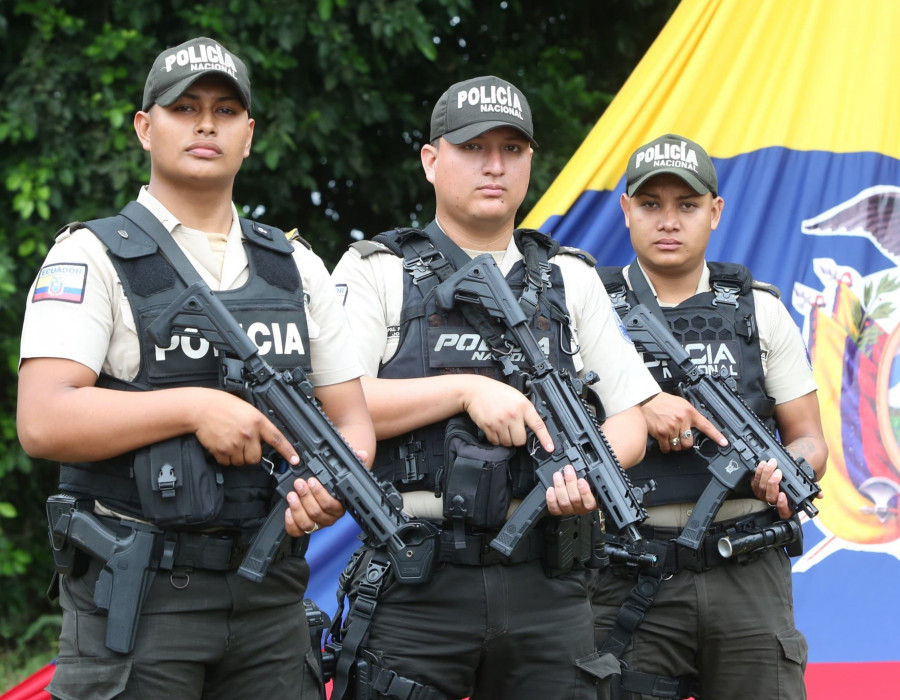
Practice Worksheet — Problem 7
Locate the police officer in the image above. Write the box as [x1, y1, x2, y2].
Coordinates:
[594, 134, 828, 699]
[17, 37, 374, 699]
[329, 76, 659, 699]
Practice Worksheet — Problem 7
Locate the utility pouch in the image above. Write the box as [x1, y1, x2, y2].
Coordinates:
[441, 415, 513, 535]
[133, 435, 225, 526]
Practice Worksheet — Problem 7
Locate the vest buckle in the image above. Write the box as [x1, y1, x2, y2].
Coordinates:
[402, 250, 445, 285]
[711, 282, 739, 307]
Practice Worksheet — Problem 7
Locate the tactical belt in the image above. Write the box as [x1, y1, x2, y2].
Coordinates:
[169, 529, 303, 571]
[436, 526, 543, 566]
[435, 513, 596, 573]
[599, 509, 796, 699]
[328, 514, 596, 699]
[603, 509, 782, 578]
[98, 515, 306, 571]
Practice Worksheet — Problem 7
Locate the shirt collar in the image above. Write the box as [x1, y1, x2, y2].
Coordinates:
[628, 260, 711, 296]
[136, 186, 242, 238]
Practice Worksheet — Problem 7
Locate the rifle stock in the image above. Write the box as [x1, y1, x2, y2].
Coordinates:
[620, 304, 821, 550]
[434, 254, 648, 555]
[148, 282, 437, 585]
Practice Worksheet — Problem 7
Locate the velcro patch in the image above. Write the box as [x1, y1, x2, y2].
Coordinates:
[32, 263, 87, 304]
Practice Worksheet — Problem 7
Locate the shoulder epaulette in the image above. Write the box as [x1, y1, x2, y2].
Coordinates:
[56, 221, 82, 237]
[285, 228, 312, 250]
[351, 239, 397, 257]
[752, 280, 781, 299]
[557, 245, 597, 267]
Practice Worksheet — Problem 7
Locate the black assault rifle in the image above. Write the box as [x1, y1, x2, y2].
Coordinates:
[148, 281, 437, 585]
[620, 304, 821, 550]
[433, 254, 648, 556]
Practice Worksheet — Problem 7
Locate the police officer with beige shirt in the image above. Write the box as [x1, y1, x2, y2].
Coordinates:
[17, 37, 373, 700]
[330, 76, 659, 699]
[595, 134, 828, 700]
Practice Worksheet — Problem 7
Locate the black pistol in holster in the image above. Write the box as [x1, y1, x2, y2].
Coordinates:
[46, 493, 161, 654]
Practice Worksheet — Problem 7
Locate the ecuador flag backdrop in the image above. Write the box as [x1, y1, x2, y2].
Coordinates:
[521, 0, 900, 697]
[5, 2, 898, 699]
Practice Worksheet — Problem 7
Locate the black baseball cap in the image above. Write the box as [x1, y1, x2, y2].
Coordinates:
[626, 134, 717, 196]
[430, 75, 538, 147]
[142, 37, 251, 112]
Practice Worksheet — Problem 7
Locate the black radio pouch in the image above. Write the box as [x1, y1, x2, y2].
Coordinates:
[441, 415, 514, 548]
[133, 435, 225, 527]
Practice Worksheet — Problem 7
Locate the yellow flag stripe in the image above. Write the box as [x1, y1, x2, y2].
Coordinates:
[523, 0, 900, 229]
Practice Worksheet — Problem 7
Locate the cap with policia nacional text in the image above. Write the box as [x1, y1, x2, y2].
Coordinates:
[430, 75, 538, 147]
[142, 37, 251, 112]
[626, 134, 718, 197]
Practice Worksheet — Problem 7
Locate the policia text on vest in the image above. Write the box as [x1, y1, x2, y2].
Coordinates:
[620, 303, 821, 550]
[434, 253, 649, 551]
[47, 280, 439, 656]
[148, 280, 438, 585]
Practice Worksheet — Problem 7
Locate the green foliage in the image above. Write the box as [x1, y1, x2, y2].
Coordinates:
[0, 0, 677, 675]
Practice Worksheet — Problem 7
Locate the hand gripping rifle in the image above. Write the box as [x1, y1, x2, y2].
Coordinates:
[148, 281, 437, 585]
[433, 254, 648, 556]
[620, 303, 821, 550]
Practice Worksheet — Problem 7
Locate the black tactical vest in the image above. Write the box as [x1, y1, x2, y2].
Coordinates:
[598, 260, 778, 506]
[361, 223, 587, 499]
[58, 201, 311, 531]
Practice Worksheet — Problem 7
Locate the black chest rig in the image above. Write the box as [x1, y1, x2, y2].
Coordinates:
[58, 201, 311, 532]
[598, 260, 777, 506]
[362, 223, 582, 499]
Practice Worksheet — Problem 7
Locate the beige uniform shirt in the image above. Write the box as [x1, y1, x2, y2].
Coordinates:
[332, 230, 660, 518]
[21, 188, 362, 388]
[624, 263, 818, 526]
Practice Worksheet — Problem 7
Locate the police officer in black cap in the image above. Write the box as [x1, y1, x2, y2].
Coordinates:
[330, 76, 659, 699]
[18, 36, 374, 699]
[594, 133, 828, 700]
